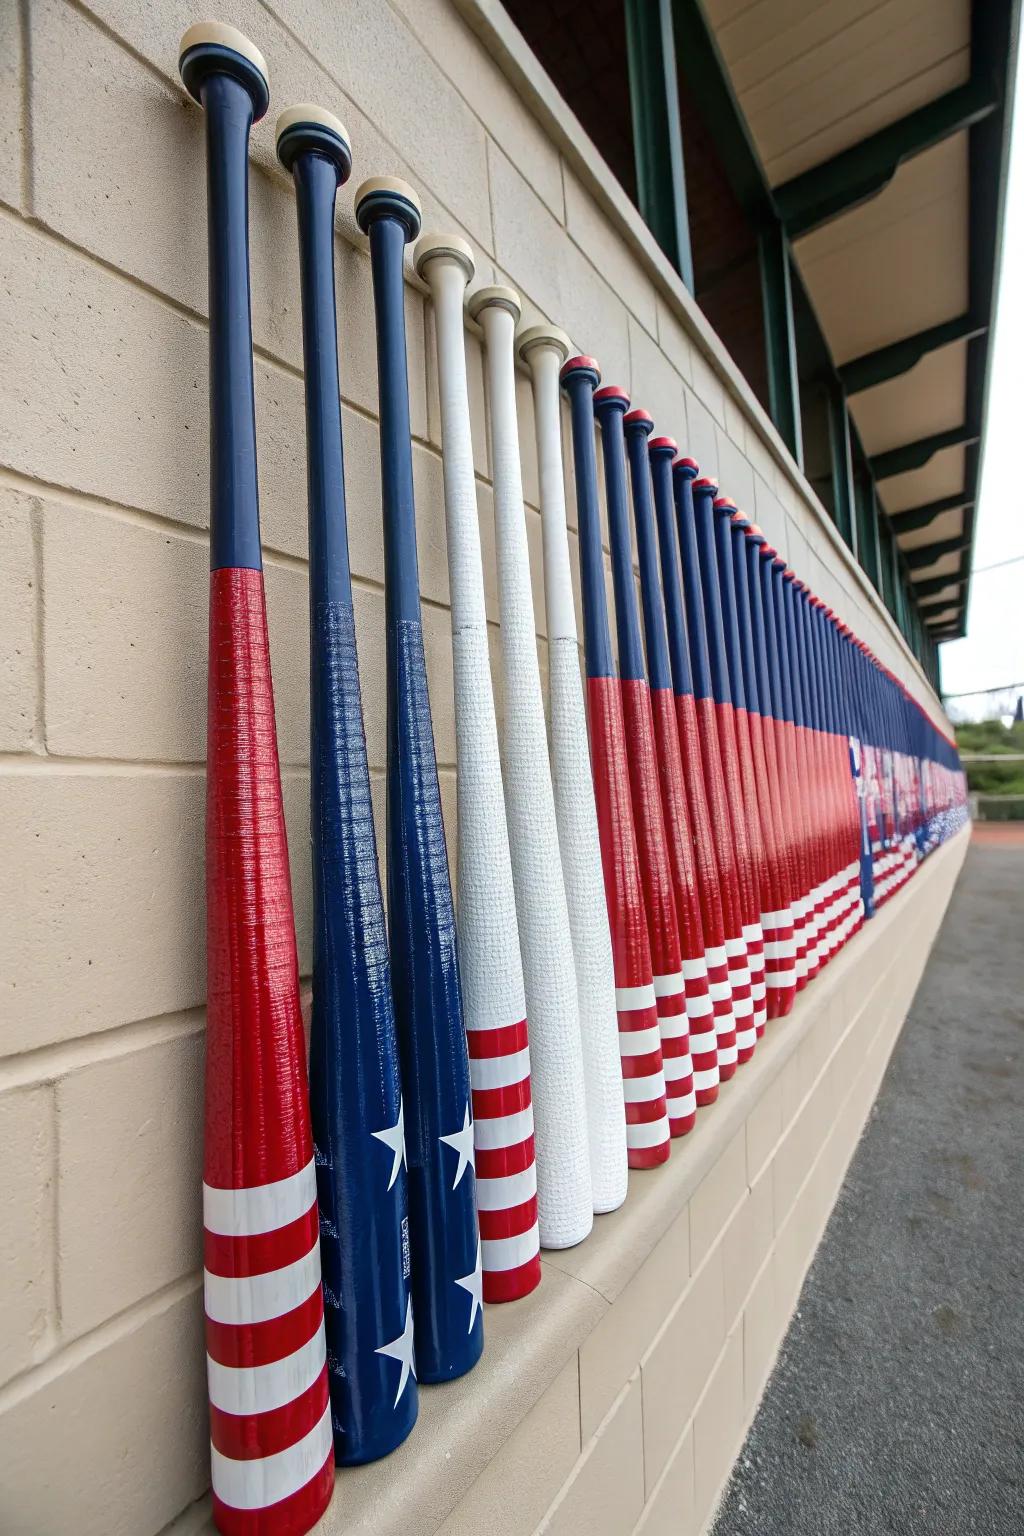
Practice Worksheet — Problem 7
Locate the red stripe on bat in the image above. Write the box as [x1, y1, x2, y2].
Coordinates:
[472, 1078, 532, 1121]
[475, 1136, 536, 1180]
[211, 1455, 334, 1536]
[477, 1196, 539, 1241]
[206, 1290, 324, 1370]
[209, 1364, 329, 1462]
[204, 1205, 319, 1279]
[465, 1018, 529, 1058]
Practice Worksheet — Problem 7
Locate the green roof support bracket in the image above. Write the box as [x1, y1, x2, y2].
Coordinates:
[838, 314, 988, 395]
[871, 424, 979, 481]
[625, 0, 694, 292]
[905, 536, 972, 571]
[775, 78, 999, 238]
[889, 492, 974, 535]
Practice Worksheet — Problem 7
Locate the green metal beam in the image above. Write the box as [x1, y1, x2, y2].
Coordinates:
[905, 536, 971, 571]
[625, 0, 694, 291]
[838, 315, 987, 395]
[827, 386, 856, 553]
[889, 492, 974, 535]
[870, 424, 979, 481]
[915, 572, 968, 601]
[854, 473, 881, 591]
[775, 78, 999, 237]
[758, 223, 802, 465]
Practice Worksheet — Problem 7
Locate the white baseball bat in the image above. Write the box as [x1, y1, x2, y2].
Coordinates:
[519, 324, 627, 1215]
[468, 286, 593, 1250]
[415, 235, 541, 1302]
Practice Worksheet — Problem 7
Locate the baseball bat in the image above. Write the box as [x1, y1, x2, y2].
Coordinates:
[595, 389, 695, 1138]
[672, 460, 749, 1074]
[179, 26, 334, 1535]
[725, 509, 797, 1016]
[712, 496, 792, 1020]
[561, 355, 670, 1169]
[647, 438, 725, 1105]
[688, 475, 765, 1049]
[468, 287, 593, 1249]
[276, 106, 417, 1463]
[519, 324, 628, 1214]
[624, 409, 715, 1121]
[415, 237, 542, 1299]
[776, 562, 826, 979]
[355, 175, 483, 1381]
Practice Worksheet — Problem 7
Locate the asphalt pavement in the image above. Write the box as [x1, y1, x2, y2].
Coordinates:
[712, 838, 1024, 1535]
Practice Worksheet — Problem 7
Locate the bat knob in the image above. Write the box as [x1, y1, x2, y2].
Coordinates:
[517, 322, 572, 365]
[559, 354, 601, 389]
[275, 104, 352, 183]
[648, 434, 677, 458]
[178, 22, 270, 120]
[623, 407, 654, 435]
[355, 175, 422, 239]
[467, 284, 522, 324]
[593, 384, 629, 421]
[414, 231, 476, 283]
[672, 456, 699, 480]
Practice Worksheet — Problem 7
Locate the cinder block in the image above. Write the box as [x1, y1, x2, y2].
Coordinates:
[723, 393, 747, 451]
[752, 473, 788, 552]
[579, 1202, 690, 1439]
[487, 142, 631, 388]
[437, 1356, 581, 1536]
[0, 768, 311, 1055]
[745, 1073, 783, 1184]
[389, 0, 564, 221]
[0, 1286, 208, 1536]
[635, 1424, 695, 1536]
[689, 349, 726, 428]
[565, 170, 658, 337]
[714, 427, 755, 511]
[41, 504, 308, 766]
[641, 1244, 725, 1488]
[721, 1167, 774, 1327]
[0, 1, 22, 212]
[682, 385, 718, 476]
[656, 299, 695, 386]
[0, 1085, 55, 1385]
[516, 368, 541, 511]
[689, 1127, 746, 1271]
[56, 1029, 205, 1340]
[692, 1327, 745, 1528]
[742, 1255, 780, 1410]
[277, 0, 493, 249]
[540, 1374, 645, 1536]
[0, 217, 306, 558]
[0, 487, 37, 751]
[627, 316, 688, 440]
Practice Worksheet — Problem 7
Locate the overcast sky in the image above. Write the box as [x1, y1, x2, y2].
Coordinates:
[938, 62, 1024, 709]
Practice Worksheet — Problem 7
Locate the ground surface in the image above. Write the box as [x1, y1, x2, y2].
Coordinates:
[712, 835, 1024, 1535]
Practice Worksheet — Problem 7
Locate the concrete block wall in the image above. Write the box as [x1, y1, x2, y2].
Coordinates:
[0, 3, 957, 1533]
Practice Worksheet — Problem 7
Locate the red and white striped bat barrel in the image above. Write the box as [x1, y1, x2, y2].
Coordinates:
[277, 107, 418, 1463]
[688, 476, 765, 1050]
[776, 564, 826, 980]
[355, 176, 483, 1382]
[713, 498, 794, 1020]
[469, 287, 593, 1250]
[561, 356, 671, 1168]
[519, 324, 628, 1215]
[813, 597, 864, 943]
[415, 236, 541, 1301]
[727, 510, 797, 1017]
[754, 536, 814, 988]
[788, 578, 839, 965]
[672, 460, 750, 1076]
[179, 26, 333, 1534]
[648, 439, 725, 1104]
[596, 391, 695, 1139]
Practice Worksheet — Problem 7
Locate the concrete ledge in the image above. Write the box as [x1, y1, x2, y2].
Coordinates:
[166, 826, 969, 1536]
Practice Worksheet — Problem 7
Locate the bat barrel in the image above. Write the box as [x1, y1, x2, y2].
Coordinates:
[562, 358, 670, 1169]
[181, 26, 335, 1535]
[277, 110, 417, 1463]
[470, 287, 594, 1249]
[356, 175, 483, 1382]
[416, 236, 543, 1299]
[520, 326, 627, 1215]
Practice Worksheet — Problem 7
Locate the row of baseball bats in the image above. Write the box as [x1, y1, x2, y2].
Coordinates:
[180, 24, 967, 1535]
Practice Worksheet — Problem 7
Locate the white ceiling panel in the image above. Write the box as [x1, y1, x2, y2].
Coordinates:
[875, 444, 966, 513]
[850, 341, 967, 456]
[895, 506, 965, 551]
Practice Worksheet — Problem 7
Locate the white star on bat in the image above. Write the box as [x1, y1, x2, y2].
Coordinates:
[371, 1098, 406, 1192]
[455, 1240, 483, 1333]
[375, 1295, 416, 1408]
[439, 1103, 475, 1189]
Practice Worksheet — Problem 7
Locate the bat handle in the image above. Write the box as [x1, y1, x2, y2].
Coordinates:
[178, 23, 270, 572]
